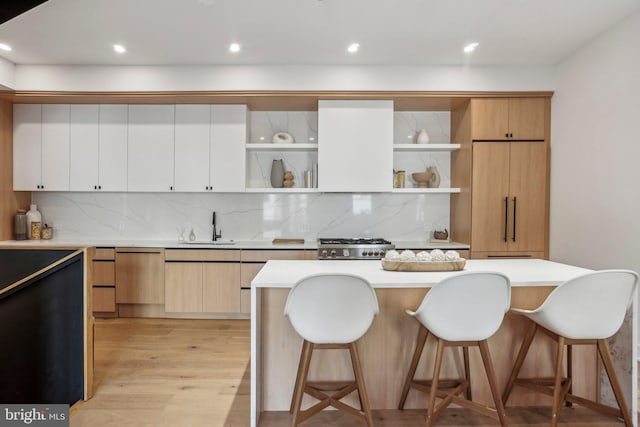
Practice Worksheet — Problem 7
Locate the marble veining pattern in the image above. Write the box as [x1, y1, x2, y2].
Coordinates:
[249, 111, 318, 144]
[32, 192, 450, 243]
[394, 111, 450, 144]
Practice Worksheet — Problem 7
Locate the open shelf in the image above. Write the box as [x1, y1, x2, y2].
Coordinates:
[245, 187, 319, 193]
[393, 143, 460, 152]
[391, 188, 460, 193]
[246, 143, 318, 151]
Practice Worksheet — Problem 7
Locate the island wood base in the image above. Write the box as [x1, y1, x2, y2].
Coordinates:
[259, 287, 597, 413]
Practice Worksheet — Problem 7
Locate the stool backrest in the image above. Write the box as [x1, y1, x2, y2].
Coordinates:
[284, 274, 379, 344]
[411, 271, 511, 342]
[531, 269, 638, 339]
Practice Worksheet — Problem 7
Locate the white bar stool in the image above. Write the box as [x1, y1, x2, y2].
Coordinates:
[502, 269, 638, 427]
[284, 273, 379, 427]
[398, 271, 511, 426]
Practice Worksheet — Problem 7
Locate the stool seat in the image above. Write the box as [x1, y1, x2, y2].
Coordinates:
[398, 271, 511, 427]
[502, 269, 638, 427]
[285, 273, 379, 427]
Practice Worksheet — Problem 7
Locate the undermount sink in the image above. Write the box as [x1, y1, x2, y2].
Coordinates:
[181, 240, 236, 246]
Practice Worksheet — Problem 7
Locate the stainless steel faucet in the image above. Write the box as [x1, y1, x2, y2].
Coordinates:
[212, 211, 222, 241]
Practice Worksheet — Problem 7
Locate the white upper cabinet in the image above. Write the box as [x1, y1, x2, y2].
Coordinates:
[127, 105, 175, 192]
[13, 104, 43, 191]
[41, 105, 71, 191]
[174, 104, 211, 192]
[14, 104, 70, 191]
[98, 105, 128, 191]
[211, 105, 246, 192]
[69, 105, 99, 191]
[318, 100, 394, 192]
[69, 104, 128, 191]
[174, 104, 247, 192]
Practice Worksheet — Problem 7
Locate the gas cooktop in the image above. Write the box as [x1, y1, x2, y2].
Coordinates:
[317, 238, 395, 260]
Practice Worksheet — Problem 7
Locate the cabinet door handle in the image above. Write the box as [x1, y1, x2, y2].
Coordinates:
[503, 196, 508, 242]
[505, 133, 509, 138]
[512, 196, 517, 242]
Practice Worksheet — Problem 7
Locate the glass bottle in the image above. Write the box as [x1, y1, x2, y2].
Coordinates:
[14, 209, 27, 240]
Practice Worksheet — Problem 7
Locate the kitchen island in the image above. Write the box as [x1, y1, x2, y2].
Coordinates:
[250, 259, 636, 426]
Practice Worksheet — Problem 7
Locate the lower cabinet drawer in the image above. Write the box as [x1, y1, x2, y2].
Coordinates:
[93, 287, 116, 312]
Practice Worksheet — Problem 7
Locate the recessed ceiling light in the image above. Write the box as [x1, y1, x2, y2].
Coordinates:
[0, 43, 12, 52]
[229, 43, 241, 53]
[113, 44, 126, 54]
[463, 42, 479, 53]
[347, 43, 360, 53]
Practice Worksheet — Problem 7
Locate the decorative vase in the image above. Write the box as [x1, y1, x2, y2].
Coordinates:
[426, 166, 441, 188]
[416, 129, 430, 144]
[270, 159, 285, 188]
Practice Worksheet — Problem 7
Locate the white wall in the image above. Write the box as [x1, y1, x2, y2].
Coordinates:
[551, 11, 640, 276]
[12, 64, 555, 92]
[550, 10, 640, 415]
[0, 56, 15, 89]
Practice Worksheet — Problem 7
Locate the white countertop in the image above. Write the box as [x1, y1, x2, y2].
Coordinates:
[251, 259, 593, 288]
[0, 239, 468, 251]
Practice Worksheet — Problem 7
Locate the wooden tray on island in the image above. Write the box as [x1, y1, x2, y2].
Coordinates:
[381, 258, 466, 272]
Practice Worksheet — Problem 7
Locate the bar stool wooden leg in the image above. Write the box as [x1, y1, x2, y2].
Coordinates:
[398, 325, 429, 409]
[565, 344, 573, 407]
[463, 346, 472, 401]
[551, 336, 565, 427]
[503, 322, 537, 405]
[426, 338, 445, 427]
[290, 340, 311, 413]
[478, 340, 509, 427]
[349, 342, 374, 427]
[291, 340, 313, 427]
[598, 339, 633, 427]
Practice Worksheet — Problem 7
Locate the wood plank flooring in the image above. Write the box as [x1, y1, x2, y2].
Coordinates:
[71, 318, 633, 427]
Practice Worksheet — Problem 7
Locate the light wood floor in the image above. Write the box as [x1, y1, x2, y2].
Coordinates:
[71, 318, 633, 427]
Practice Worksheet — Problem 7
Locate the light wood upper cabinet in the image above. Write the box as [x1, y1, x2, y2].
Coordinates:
[115, 248, 165, 304]
[127, 105, 175, 192]
[471, 141, 547, 254]
[471, 98, 545, 141]
[318, 100, 394, 192]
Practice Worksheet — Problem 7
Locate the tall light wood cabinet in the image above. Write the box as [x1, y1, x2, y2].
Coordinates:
[452, 96, 550, 259]
[471, 141, 547, 255]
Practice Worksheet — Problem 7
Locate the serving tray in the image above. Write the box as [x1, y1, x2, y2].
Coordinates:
[381, 258, 466, 272]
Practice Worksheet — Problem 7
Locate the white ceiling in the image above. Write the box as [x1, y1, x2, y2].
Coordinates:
[0, 0, 638, 66]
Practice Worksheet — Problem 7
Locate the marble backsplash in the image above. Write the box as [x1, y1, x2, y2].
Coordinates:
[31, 192, 451, 243]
